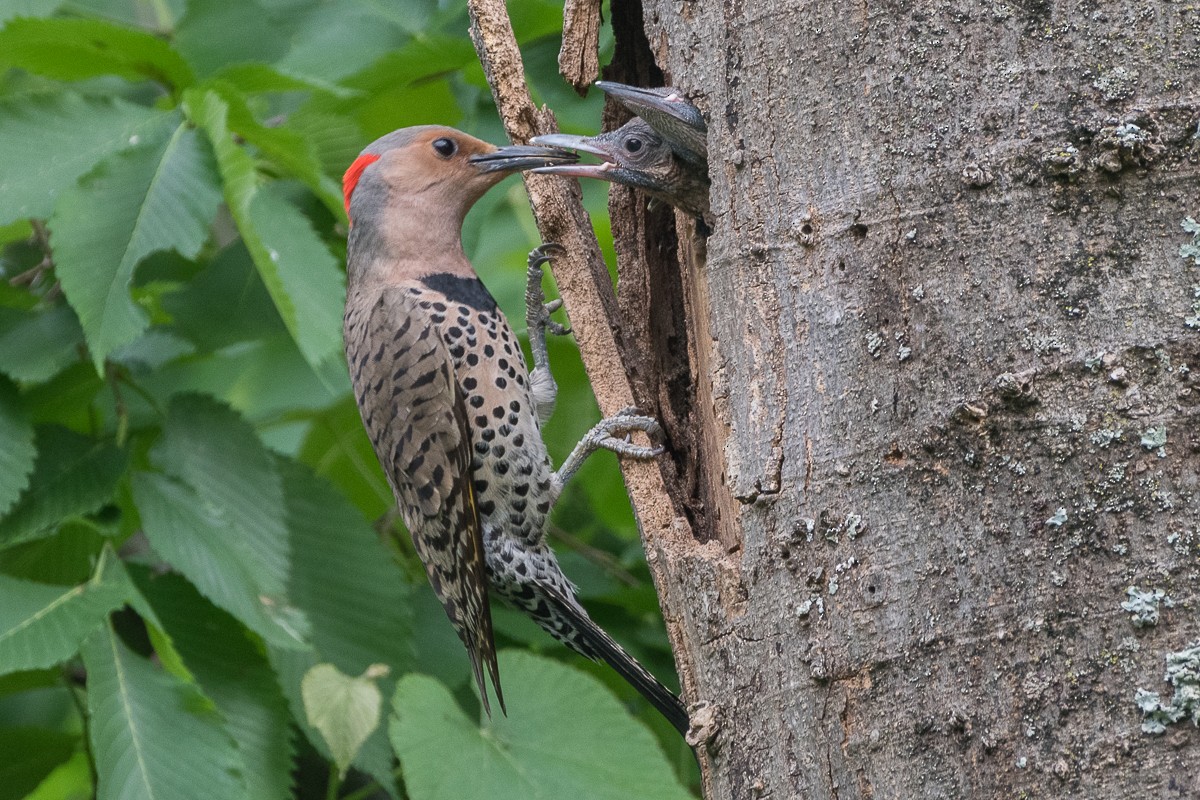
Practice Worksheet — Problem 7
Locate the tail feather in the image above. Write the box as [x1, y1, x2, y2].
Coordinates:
[544, 588, 690, 736]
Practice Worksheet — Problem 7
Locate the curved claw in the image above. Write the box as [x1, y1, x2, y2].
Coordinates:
[529, 242, 566, 268]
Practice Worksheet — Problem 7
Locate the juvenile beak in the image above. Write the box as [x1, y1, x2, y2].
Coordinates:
[595, 81, 707, 132]
[595, 81, 707, 164]
[527, 133, 617, 178]
[469, 144, 579, 174]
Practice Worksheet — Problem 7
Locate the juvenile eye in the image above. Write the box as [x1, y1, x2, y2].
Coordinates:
[624, 137, 643, 154]
[432, 137, 457, 158]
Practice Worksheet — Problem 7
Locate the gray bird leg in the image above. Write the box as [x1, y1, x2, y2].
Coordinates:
[525, 243, 570, 423]
[552, 408, 665, 496]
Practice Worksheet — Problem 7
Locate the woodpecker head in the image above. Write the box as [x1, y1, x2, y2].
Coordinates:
[595, 81, 707, 166]
[531, 119, 710, 218]
[342, 125, 577, 226]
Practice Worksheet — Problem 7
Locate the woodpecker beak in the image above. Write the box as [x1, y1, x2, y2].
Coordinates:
[468, 144, 579, 174]
[595, 81, 707, 133]
[527, 134, 617, 179]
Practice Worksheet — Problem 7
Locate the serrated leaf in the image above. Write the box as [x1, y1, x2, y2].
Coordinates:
[0, 93, 174, 225]
[302, 663, 387, 778]
[80, 619, 250, 800]
[390, 652, 693, 800]
[154, 394, 290, 589]
[133, 394, 305, 648]
[137, 571, 296, 800]
[0, 376, 35, 516]
[186, 89, 344, 370]
[245, 183, 345, 368]
[268, 459, 413, 796]
[213, 84, 344, 215]
[0, 547, 130, 675]
[208, 62, 359, 99]
[52, 122, 222, 369]
[0, 305, 85, 383]
[132, 473, 303, 649]
[0, 426, 126, 549]
[0, 17, 194, 89]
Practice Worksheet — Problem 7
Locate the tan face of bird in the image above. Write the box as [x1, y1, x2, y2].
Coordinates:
[371, 130, 506, 216]
[344, 126, 578, 227]
[343, 125, 576, 281]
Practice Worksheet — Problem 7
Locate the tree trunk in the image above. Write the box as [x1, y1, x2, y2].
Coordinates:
[609, 1, 1200, 797]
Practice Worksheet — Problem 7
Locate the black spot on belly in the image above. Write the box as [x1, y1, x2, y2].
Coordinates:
[421, 273, 499, 313]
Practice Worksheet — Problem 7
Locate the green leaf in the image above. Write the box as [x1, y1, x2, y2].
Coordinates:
[273, 3, 411, 82]
[131, 473, 304, 649]
[390, 652, 693, 800]
[0, 17, 194, 89]
[213, 84, 344, 215]
[80, 619, 250, 800]
[186, 89, 345, 370]
[0, 726, 78, 800]
[302, 662, 388, 778]
[160, 242, 286, 352]
[19, 749, 92, 800]
[0, 547, 130, 676]
[0, 305, 85, 383]
[268, 459, 413, 795]
[52, 122, 222, 369]
[0, 376, 35, 517]
[0, 93, 174, 225]
[297, 396, 392, 521]
[137, 570, 296, 800]
[208, 62, 359, 99]
[133, 394, 306, 648]
[0, 426, 126, 549]
[174, 0, 289, 77]
[344, 35, 477, 93]
[246, 183, 345, 367]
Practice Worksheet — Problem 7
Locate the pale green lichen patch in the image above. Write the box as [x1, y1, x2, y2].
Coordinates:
[1046, 507, 1068, 527]
[1181, 218, 1200, 266]
[1121, 586, 1173, 628]
[1139, 424, 1167, 455]
[1092, 66, 1139, 102]
[1135, 641, 1200, 734]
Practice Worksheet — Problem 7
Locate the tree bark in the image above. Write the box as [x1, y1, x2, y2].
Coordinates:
[613, 1, 1200, 797]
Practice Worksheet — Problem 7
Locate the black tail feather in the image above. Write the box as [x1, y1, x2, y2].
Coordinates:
[546, 590, 690, 737]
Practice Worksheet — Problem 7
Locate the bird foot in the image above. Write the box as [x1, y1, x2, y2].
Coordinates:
[526, 243, 570, 337]
[585, 409, 665, 460]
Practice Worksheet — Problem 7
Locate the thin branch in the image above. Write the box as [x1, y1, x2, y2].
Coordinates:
[465, 2, 706, 775]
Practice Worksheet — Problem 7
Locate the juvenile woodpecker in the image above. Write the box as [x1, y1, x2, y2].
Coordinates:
[531, 118, 710, 219]
[342, 126, 689, 734]
[596, 81, 708, 167]
[530, 82, 710, 219]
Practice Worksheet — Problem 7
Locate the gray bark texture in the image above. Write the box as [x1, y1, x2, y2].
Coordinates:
[603, 1, 1200, 797]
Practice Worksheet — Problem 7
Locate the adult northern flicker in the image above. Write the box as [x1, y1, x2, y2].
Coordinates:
[341, 125, 690, 735]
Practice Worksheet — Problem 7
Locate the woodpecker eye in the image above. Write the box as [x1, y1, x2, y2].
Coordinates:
[432, 137, 457, 158]
[624, 137, 643, 154]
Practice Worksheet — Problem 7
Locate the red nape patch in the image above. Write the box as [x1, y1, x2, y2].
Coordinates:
[343, 153, 381, 219]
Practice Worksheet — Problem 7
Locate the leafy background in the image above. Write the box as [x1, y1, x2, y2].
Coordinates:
[0, 0, 698, 797]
